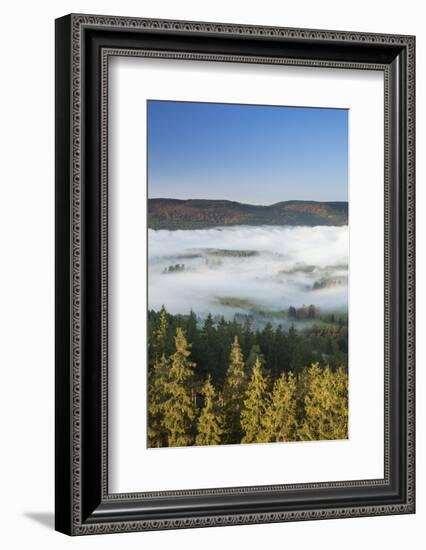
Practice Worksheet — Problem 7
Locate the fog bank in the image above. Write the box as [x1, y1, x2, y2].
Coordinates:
[148, 225, 348, 322]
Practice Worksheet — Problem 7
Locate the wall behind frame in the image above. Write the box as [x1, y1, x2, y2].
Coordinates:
[0, 0, 422, 548]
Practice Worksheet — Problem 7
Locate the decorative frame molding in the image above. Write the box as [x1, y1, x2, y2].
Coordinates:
[55, 14, 415, 535]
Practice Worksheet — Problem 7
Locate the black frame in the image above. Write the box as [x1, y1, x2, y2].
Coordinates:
[55, 14, 415, 535]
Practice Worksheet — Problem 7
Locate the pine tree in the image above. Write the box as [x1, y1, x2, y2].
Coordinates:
[298, 363, 348, 441]
[151, 305, 169, 362]
[241, 356, 269, 444]
[163, 328, 196, 447]
[328, 366, 349, 438]
[146, 306, 349, 448]
[262, 371, 297, 442]
[147, 353, 169, 448]
[223, 336, 247, 444]
[195, 375, 223, 446]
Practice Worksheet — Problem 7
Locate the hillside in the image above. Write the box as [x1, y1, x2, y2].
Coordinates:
[148, 199, 348, 229]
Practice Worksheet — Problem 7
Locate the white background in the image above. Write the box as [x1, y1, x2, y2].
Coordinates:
[0, 0, 423, 549]
[110, 58, 384, 493]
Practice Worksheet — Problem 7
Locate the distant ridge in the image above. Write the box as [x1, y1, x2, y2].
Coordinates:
[148, 198, 348, 230]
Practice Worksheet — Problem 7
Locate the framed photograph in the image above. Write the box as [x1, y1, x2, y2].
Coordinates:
[55, 14, 415, 535]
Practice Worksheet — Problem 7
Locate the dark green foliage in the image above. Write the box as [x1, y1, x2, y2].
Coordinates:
[163, 263, 185, 273]
[147, 307, 349, 448]
[288, 304, 320, 320]
[148, 309, 348, 384]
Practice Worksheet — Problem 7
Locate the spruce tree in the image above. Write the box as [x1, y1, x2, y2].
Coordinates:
[195, 375, 223, 446]
[163, 328, 196, 447]
[299, 363, 348, 441]
[147, 353, 169, 448]
[241, 356, 269, 444]
[223, 336, 247, 444]
[151, 305, 169, 362]
[262, 372, 297, 442]
[328, 366, 349, 439]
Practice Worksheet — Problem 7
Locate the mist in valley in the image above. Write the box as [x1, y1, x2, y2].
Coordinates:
[148, 225, 348, 328]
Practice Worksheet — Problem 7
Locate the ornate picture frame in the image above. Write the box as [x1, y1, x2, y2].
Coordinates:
[55, 14, 415, 535]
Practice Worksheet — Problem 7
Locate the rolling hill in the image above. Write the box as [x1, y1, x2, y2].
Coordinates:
[148, 199, 348, 229]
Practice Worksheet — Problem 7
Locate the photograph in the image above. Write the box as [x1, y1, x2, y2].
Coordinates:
[52, 10, 415, 538]
[146, 100, 349, 448]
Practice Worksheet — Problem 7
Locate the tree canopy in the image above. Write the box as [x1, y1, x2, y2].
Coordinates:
[147, 308, 349, 448]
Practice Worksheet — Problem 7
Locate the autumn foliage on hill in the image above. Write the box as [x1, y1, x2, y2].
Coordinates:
[148, 198, 348, 230]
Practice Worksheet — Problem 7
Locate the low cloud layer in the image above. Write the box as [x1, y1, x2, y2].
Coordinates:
[148, 225, 348, 320]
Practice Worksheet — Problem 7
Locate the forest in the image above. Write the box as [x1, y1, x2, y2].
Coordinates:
[148, 198, 348, 230]
[147, 307, 349, 448]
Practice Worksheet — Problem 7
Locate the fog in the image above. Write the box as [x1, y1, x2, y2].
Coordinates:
[148, 225, 348, 323]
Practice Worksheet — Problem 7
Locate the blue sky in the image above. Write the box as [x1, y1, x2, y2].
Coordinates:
[147, 100, 348, 205]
